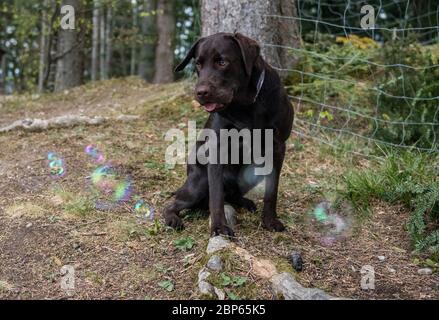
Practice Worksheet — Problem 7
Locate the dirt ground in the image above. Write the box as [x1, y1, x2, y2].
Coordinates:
[0, 78, 437, 299]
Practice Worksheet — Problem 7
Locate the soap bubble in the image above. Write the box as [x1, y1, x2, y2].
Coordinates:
[133, 200, 155, 222]
[308, 201, 351, 247]
[85, 144, 105, 164]
[47, 152, 65, 177]
[91, 165, 132, 203]
[239, 165, 265, 196]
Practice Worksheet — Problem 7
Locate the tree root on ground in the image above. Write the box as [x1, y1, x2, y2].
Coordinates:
[0, 114, 140, 133]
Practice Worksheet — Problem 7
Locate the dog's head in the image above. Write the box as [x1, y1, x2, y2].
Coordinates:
[175, 33, 261, 113]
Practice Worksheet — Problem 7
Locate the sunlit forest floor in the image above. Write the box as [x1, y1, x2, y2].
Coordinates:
[0, 78, 437, 299]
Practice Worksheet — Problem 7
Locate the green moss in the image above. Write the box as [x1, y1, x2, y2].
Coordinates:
[273, 257, 294, 274]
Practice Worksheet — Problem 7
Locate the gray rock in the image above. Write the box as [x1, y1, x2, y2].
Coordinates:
[206, 236, 231, 254]
[271, 272, 334, 300]
[377, 255, 386, 262]
[224, 204, 237, 229]
[207, 255, 223, 272]
[208, 204, 237, 230]
[25, 223, 33, 228]
[288, 251, 303, 272]
[198, 280, 214, 296]
[198, 268, 214, 297]
[198, 268, 211, 282]
[116, 115, 140, 122]
[214, 287, 225, 300]
[417, 268, 433, 275]
[308, 289, 332, 300]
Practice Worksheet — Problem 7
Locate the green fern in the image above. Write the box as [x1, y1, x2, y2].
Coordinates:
[411, 183, 439, 239]
[416, 230, 439, 252]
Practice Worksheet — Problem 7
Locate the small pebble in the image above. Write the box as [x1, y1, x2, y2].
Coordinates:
[387, 267, 396, 273]
[377, 255, 386, 262]
[26, 223, 33, 228]
[417, 268, 432, 275]
[288, 251, 303, 272]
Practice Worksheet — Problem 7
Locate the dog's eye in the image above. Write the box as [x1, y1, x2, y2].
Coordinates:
[217, 60, 227, 67]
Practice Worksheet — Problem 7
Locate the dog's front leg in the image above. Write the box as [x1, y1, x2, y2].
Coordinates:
[208, 163, 234, 237]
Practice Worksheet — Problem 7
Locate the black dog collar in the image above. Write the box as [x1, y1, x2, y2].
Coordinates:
[253, 68, 266, 103]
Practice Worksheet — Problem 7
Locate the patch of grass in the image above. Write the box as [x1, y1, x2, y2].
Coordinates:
[109, 219, 148, 241]
[339, 150, 439, 256]
[341, 170, 386, 216]
[85, 271, 105, 286]
[1, 97, 27, 113]
[63, 195, 95, 218]
[146, 219, 166, 236]
[109, 217, 168, 242]
[5, 203, 47, 219]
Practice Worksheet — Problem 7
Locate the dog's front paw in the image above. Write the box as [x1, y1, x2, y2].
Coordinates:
[240, 197, 257, 212]
[211, 223, 235, 238]
[165, 213, 184, 230]
[263, 218, 285, 232]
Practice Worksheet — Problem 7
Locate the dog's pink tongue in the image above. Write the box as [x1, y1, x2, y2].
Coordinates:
[203, 103, 222, 112]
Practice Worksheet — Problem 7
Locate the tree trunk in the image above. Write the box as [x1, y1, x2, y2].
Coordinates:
[99, 5, 106, 80]
[153, 0, 175, 84]
[43, 0, 59, 91]
[38, 0, 50, 93]
[200, 0, 300, 77]
[138, 0, 156, 81]
[54, 0, 84, 92]
[104, 5, 113, 79]
[91, 0, 100, 81]
[0, 50, 6, 94]
[130, 2, 138, 76]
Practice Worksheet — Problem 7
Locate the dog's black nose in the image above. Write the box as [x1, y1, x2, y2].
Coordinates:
[196, 86, 210, 99]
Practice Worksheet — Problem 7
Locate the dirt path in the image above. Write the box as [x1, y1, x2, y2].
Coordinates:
[0, 78, 437, 299]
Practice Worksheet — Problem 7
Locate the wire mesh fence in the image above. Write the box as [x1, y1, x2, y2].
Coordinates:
[261, 0, 439, 157]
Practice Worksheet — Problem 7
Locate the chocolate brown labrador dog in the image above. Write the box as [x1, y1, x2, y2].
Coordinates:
[165, 32, 294, 237]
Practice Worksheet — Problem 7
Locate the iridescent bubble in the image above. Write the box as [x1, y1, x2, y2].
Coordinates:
[239, 165, 265, 196]
[91, 165, 132, 203]
[47, 152, 65, 177]
[133, 200, 155, 222]
[85, 144, 105, 163]
[313, 205, 328, 222]
[47, 152, 57, 161]
[308, 201, 351, 247]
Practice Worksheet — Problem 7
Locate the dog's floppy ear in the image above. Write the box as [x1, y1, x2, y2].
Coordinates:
[174, 38, 204, 72]
[232, 33, 261, 76]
